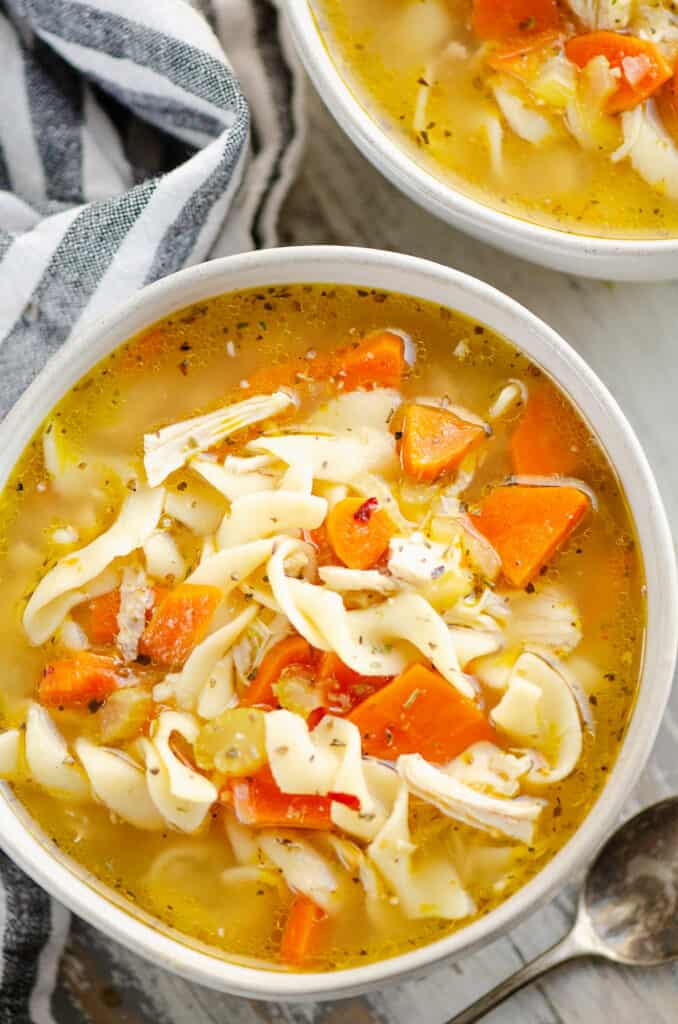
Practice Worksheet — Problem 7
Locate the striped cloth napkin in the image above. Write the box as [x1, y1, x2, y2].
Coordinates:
[0, 0, 301, 1019]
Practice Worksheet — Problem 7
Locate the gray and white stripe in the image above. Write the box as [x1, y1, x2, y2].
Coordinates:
[0, 1, 302, 1020]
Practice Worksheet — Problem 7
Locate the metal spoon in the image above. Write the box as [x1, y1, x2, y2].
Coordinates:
[447, 797, 678, 1023]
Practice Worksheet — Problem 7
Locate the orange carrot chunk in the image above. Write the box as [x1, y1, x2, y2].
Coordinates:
[326, 496, 395, 570]
[473, 0, 561, 41]
[317, 651, 391, 714]
[139, 583, 221, 666]
[401, 403, 486, 483]
[474, 484, 589, 588]
[332, 331, 405, 392]
[39, 652, 120, 707]
[280, 895, 326, 965]
[305, 524, 339, 568]
[348, 663, 495, 763]
[510, 385, 587, 477]
[241, 634, 314, 708]
[222, 765, 332, 830]
[565, 32, 672, 113]
[87, 590, 122, 646]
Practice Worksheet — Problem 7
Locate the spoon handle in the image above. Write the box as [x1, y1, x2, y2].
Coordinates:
[444, 927, 591, 1024]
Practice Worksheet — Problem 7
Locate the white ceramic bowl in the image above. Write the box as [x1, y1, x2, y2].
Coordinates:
[0, 247, 675, 1001]
[286, 2, 678, 281]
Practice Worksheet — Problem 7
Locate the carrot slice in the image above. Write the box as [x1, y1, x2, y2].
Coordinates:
[401, 404, 486, 483]
[474, 484, 589, 588]
[317, 651, 391, 714]
[510, 385, 587, 477]
[473, 0, 561, 41]
[241, 634, 314, 708]
[139, 583, 221, 666]
[305, 524, 338, 568]
[86, 590, 122, 646]
[280, 895, 326, 965]
[243, 331, 405, 399]
[222, 765, 332, 830]
[39, 652, 120, 707]
[332, 331, 405, 392]
[325, 496, 395, 570]
[348, 664, 495, 762]
[565, 32, 672, 113]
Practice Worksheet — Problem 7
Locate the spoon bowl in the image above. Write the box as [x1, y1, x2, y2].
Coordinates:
[448, 796, 678, 1023]
[584, 797, 678, 966]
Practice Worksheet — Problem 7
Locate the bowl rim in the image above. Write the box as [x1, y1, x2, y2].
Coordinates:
[0, 245, 675, 1001]
[285, 0, 678, 264]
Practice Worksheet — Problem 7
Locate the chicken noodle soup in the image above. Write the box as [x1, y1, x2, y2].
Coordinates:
[314, 0, 678, 238]
[0, 285, 644, 971]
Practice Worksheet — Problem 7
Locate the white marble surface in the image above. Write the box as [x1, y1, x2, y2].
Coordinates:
[55, 75, 678, 1024]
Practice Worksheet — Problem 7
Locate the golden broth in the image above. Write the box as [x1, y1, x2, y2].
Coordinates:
[313, 0, 678, 239]
[0, 284, 644, 971]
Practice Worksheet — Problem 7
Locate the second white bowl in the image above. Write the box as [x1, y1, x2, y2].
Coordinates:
[286, 2, 678, 281]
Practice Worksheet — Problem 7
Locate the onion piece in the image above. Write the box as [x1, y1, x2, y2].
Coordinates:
[611, 103, 643, 163]
[505, 474, 598, 511]
[488, 379, 528, 420]
[434, 510, 502, 583]
[387, 328, 417, 368]
[413, 62, 435, 134]
[416, 395, 490, 432]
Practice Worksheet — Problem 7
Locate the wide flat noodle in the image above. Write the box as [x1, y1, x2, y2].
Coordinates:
[142, 711, 217, 833]
[247, 429, 397, 485]
[265, 712, 398, 842]
[325, 835, 392, 928]
[367, 784, 475, 920]
[303, 389, 402, 434]
[143, 530, 186, 582]
[217, 491, 327, 549]
[23, 486, 164, 644]
[223, 810, 259, 866]
[268, 538, 477, 696]
[318, 566, 399, 595]
[164, 486, 224, 536]
[265, 709, 337, 794]
[190, 455, 280, 501]
[25, 703, 89, 800]
[258, 832, 341, 914]
[197, 652, 237, 719]
[0, 729, 21, 779]
[331, 758, 400, 843]
[75, 739, 163, 830]
[187, 538, 274, 592]
[154, 604, 259, 710]
[491, 652, 583, 785]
